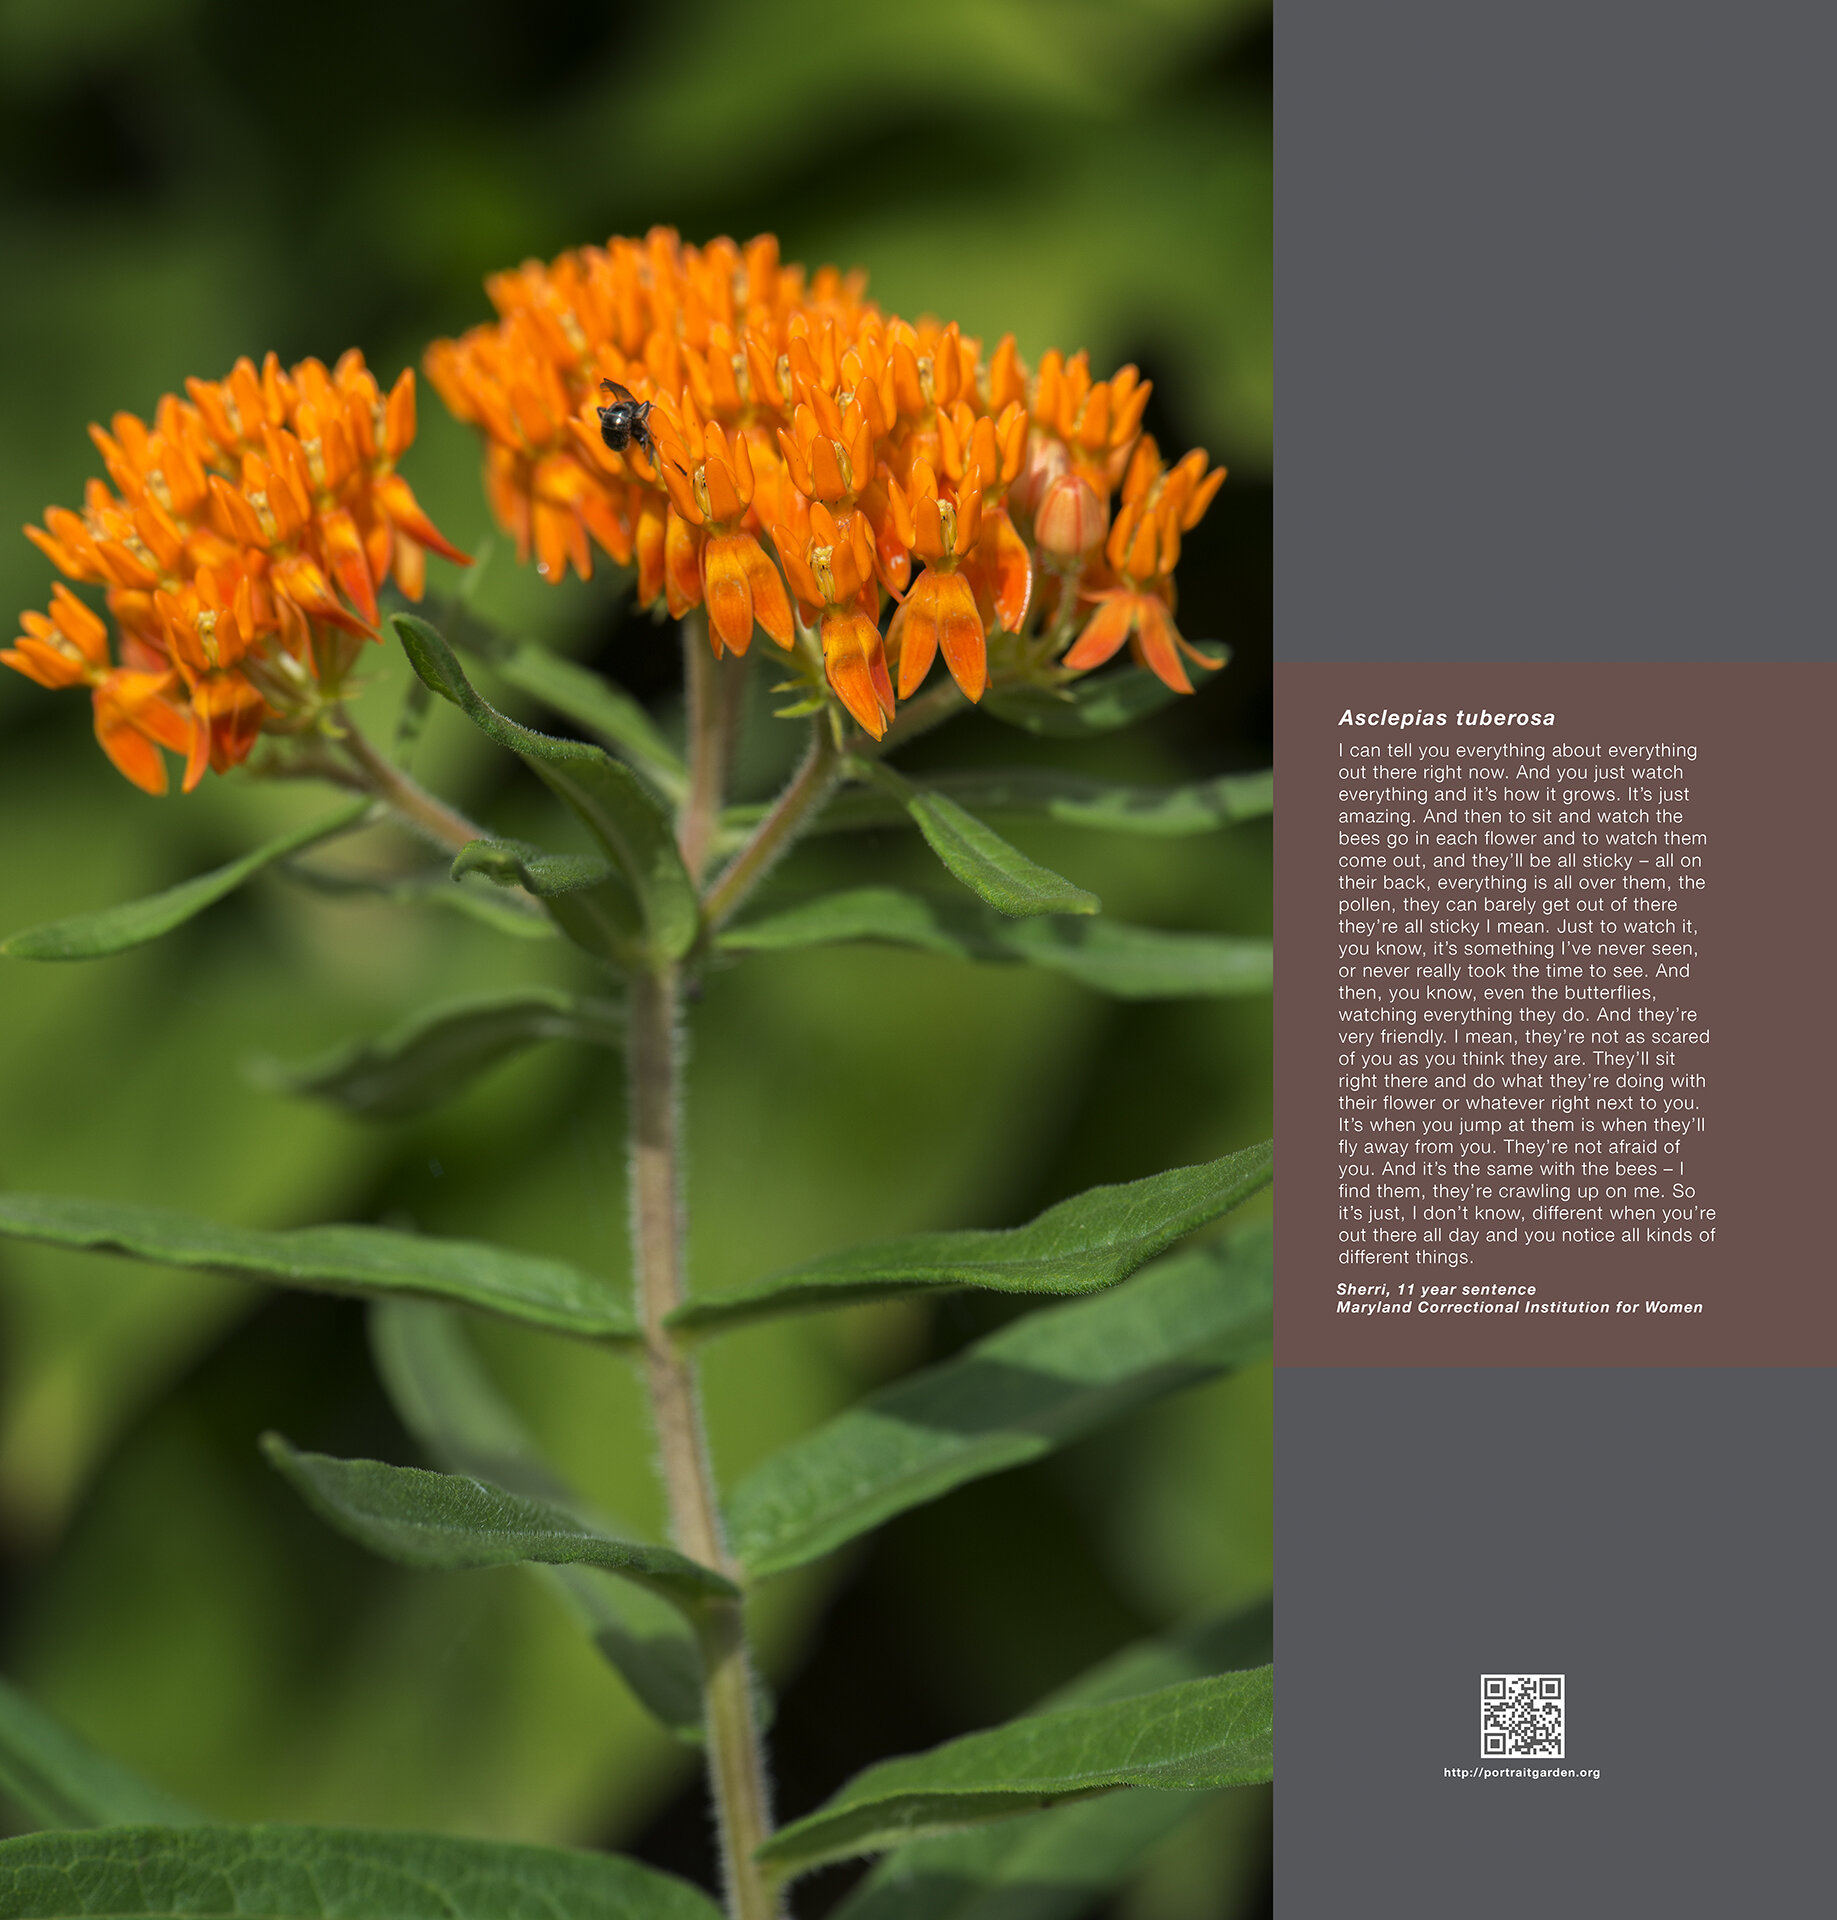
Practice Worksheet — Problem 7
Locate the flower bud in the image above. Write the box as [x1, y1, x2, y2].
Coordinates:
[1008, 428, 1067, 517]
[1033, 473, 1108, 562]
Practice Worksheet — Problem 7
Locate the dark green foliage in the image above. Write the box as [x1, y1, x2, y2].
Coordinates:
[0, 1197, 637, 1341]
[261, 1437, 734, 1604]
[0, 1683, 203, 1833]
[668, 1142, 1273, 1335]
[723, 889, 1270, 998]
[0, 804, 370, 960]
[394, 615, 698, 964]
[758, 1670, 1274, 1877]
[0, 1825, 721, 1920]
[256, 987, 623, 1120]
[729, 1228, 1272, 1575]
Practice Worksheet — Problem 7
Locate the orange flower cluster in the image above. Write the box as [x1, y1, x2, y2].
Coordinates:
[9, 352, 464, 793]
[426, 229, 1224, 738]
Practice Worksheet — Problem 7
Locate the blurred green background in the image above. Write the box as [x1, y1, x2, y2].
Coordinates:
[0, 2, 1272, 1915]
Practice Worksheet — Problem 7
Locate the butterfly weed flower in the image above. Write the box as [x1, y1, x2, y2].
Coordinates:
[1063, 436, 1228, 693]
[9, 352, 466, 793]
[425, 228, 1231, 737]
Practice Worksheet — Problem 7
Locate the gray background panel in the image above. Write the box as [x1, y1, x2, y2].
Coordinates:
[1275, 1369, 1832, 1916]
[1277, 2, 1837, 663]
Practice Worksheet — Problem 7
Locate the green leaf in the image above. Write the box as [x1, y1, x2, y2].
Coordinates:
[451, 839, 647, 966]
[851, 760, 1098, 917]
[784, 767, 1272, 838]
[833, 1606, 1272, 1920]
[261, 1437, 736, 1606]
[254, 987, 624, 1120]
[669, 1141, 1272, 1337]
[721, 888, 1271, 998]
[982, 654, 1225, 739]
[905, 789, 1100, 918]
[758, 1670, 1273, 1878]
[728, 1227, 1271, 1576]
[277, 860, 557, 938]
[0, 1824, 722, 1920]
[0, 802, 371, 961]
[0, 1679, 205, 1831]
[368, 1301, 708, 1742]
[431, 596, 687, 794]
[0, 1195, 636, 1342]
[394, 614, 697, 963]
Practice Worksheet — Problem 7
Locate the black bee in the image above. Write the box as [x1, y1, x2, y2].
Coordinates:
[596, 380, 656, 460]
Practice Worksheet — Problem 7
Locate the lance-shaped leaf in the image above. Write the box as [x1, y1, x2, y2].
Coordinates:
[262, 1437, 734, 1607]
[430, 595, 686, 795]
[1, 801, 371, 961]
[0, 1824, 722, 1920]
[852, 761, 1098, 918]
[279, 859, 556, 939]
[369, 1301, 708, 1742]
[451, 838, 644, 965]
[394, 614, 697, 963]
[834, 1606, 1272, 1920]
[721, 888, 1270, 998]
[788, 767, 1272, 838]
[255, 987, 624, 1120]
[0, 1679, 205, 1831]
[729, 1228, 1271, 1576]
[982, 653, 1225, 738]
[669, 1141, 1272, 1337]
[758, 1670, 1273, 1878]
[0, 1195, 636, 1342]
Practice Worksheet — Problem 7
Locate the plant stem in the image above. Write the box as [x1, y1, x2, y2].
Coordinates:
[701, 722, 839, 931]
[627, 965, 778, 1920]
[331, 711, 487, 854]
[679, 618, 742, 885]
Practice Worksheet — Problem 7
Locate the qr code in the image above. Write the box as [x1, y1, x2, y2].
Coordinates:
[1480, 1674, 1564, 1757]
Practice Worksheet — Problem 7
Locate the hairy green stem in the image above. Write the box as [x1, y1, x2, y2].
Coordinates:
[627, 967, 778, 1920]
[701, 722, 839, 931]
[331, 711, 486, 855]
[679, 620, 743, 886]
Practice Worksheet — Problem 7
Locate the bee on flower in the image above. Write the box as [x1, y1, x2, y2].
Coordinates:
[422, 230, 1232, 738]
[14, 230, 1232, 796]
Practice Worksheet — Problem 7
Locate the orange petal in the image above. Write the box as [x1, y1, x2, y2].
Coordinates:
[963, 509, 1032, 634]
[384, 368, 417, 457]
[810, 435, 847, 501]
[933, 570, 986, 702]
[738, 535, 794, 647]
[635, 495, 667, 606]
[377, 474, 470, 563]
[821, 610, 892, 739]
[4, 635, 88, 689]
[890, 585, 936, 700]
[1130, 598, 1194, 694]
[664, 510, 703, 621]
[701, 532, 756, 656]
[320, 506, 380, 626]
[272, 553, 368, 634]
[95, 711, 168, 793]
[393, 532, 426, 601]
[1063, 594, 1135, 671]
[773, 526, 823, 608]
[50, 583, 110, 666]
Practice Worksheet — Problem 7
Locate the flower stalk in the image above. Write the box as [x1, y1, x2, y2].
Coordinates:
[328, 712, 487, 855]
[701, 721, 839, 932]
[679, 618, 743, 886]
